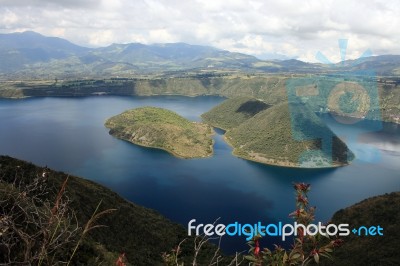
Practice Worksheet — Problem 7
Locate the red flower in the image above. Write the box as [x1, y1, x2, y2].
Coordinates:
[289, 209, 301, 218]
[254, 239, 260, 256]
[297, 195, 308, 204]
[115, 253, 126, 266]
[310, 249, 319, 256]
[294, 183, 311, 192]
[332, 239, 344, 247]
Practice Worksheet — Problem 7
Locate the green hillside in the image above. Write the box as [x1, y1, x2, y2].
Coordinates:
[203, 98, 354, 168]
[0, 156, 221, 265]
[201, 96, 271, 130]
[322, 192, 400, 266]
[105, 107, 213, 158]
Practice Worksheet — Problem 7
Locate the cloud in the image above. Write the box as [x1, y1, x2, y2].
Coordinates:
[0, 0, 98, 9]
[0, 0, 399, 62]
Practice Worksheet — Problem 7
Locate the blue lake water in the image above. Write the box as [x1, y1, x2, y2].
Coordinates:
[0, 95, 399, 252]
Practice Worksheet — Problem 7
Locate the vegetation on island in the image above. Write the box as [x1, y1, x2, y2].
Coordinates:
[201, 96, 272, 130]
[105, 107, 214, 158]
[202, 97, 354, 168]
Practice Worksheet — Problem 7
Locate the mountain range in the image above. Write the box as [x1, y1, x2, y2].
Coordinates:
[0, 31, 400, 78]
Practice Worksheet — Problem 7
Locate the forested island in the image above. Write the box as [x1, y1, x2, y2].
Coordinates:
[105, 107, 213, 158]
[202, 97, 354, 168]
[104, 98, 354, 168]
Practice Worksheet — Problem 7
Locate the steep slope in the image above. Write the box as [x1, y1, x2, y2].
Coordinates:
[0, 156, 219, 265]
[203, 98, 354, 168]
[105, 107, 214, 158]
[322, 192, 400, 266]
[201, 96, 272, 130]
[0, 31, 89, 72]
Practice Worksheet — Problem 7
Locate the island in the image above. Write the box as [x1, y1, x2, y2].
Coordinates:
[105, 107, 214, 158]
[202, 97, 354, 168]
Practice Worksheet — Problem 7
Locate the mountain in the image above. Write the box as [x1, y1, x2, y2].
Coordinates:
[0, 31, 260, 77]
[91, 42, 259, 70]
[0, 31, 89, 72]
[1, 31, 400, 78]
[335, 54, 400, 76]
[202, 97, 354, 168]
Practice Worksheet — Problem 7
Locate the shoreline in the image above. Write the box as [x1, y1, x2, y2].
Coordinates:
[106, 122, 215, 160]
[1, 91, 398, 125]
[205, 120, 352, 169]
[223, 135, 349, 169]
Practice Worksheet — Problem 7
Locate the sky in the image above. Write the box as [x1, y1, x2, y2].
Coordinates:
[0, 0, 399, 62]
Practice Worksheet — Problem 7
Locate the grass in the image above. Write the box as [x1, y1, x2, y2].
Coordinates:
[321, 192, 400, 266]
[0, 155, 222, 265]
[105, 107, 214, 158]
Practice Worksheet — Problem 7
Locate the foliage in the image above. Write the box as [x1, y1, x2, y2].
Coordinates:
[245, 183, 343, 266]
[321, 192, 400, 266]
[105, 107, 214, 158]
[0, 165, 116, 265]
[162, 183, 344, 266]
[0, 173, 79, 265]
[202, 97, 354, 167]
[201, 96, 271, 130]
[0, 156, 221, 265]
[161, 226, 243, 266]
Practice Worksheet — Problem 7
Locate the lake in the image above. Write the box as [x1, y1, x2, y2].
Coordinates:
[0, 95, 399, 252]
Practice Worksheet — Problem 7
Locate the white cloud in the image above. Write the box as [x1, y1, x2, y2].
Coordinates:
[0, 0, 399, 62]
[148, 29, 176, 43]
[88, 30, 115, 46]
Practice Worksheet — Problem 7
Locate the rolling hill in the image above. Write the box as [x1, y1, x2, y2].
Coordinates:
[202, 97, 354, 168]
[1, 31, 400, 78]
[105, 107, 214, 158]
[90, 42, 259, 71]
[201, 96, 272, 130]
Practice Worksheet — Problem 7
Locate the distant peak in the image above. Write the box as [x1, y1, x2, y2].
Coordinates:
[20, 31, 43, 36]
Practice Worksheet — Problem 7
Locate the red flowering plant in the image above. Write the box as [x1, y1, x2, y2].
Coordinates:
[245, 183, 344, 265]
[115, 252, 128, 266]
